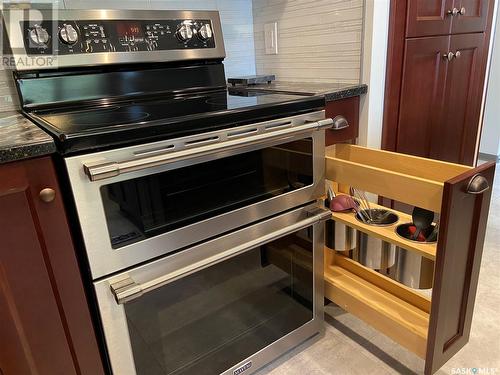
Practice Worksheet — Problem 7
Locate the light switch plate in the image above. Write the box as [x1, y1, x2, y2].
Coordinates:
[264, 22, 278, 55]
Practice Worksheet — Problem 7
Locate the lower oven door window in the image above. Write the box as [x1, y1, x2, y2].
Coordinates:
[96, 207, 326, 375]
[100, 138, 314, 248]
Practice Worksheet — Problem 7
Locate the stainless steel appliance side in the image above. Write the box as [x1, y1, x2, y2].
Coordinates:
[94, 204, 329, 375]
[65, 111, 328, 279]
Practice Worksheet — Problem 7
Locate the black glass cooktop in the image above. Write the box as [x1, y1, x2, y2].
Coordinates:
[28, 90, 324, 154]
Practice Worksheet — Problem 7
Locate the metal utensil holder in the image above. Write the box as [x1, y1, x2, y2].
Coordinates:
[326, 219, 357, 253]
[354, 209, 399, 270]
[395, 248, 434, 289]
[356, 234, 396, 270]
[394, 223, 436, 289]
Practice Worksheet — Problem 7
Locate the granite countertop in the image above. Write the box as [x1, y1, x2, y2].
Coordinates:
[0, 111, 56, 164]
[228, 81, 368, 102]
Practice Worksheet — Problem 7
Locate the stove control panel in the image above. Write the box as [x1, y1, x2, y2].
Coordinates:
[21, 19, 216, 55]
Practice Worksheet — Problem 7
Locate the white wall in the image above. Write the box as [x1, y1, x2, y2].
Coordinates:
[252, 0, 364, 84]
[479, 8, 500, 158]
[357, 0, 390, 149]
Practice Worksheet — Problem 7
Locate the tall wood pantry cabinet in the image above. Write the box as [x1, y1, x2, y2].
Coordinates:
[383, 0, 494, 165]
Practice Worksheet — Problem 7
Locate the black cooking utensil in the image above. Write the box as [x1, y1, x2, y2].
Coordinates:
[411, 207, 434, 241]
[426, 225, 439, 242]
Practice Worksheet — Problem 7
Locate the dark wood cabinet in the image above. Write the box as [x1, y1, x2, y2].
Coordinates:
[407, 0, 453, 37]
[407, 0, 490, 37]
[430, 33, 485, 164]
[0, 157, 104, 375]
[397, 36, 449, 158]
[384, 0, 494, 166]
[451, 0, 490, 34]
[396, 33, 484, 164]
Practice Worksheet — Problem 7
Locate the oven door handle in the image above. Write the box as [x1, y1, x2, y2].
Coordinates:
[84, 117, 334, 182]
[110, 207, 331, 305]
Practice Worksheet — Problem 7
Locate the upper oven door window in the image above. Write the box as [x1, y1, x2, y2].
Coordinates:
[101, 138, 314, 248]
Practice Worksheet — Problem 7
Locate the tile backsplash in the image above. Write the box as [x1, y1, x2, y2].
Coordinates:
[253, 0, 363, 84]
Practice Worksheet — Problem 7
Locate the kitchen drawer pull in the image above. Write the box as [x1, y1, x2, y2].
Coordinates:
[110, 207, 331, 304]
[84, 117, 334, 181]
[332, 115, 349, 131]
[466, 174, 489, 195]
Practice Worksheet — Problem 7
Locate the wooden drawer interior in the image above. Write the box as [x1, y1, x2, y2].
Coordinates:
[324, 250, 430, 358]
[326, 144, 471, 212]
[323, 144, 477, 359]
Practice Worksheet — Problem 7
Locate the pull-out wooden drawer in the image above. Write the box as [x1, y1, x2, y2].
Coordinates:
[324, 144, 495, 374]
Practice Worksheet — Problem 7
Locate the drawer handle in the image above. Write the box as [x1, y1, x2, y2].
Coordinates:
[332, 115, 349, 131]
[466, 174, 489, 195]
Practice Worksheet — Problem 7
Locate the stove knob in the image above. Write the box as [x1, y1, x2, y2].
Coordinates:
[59, 24, 79, 45]
[197, 23, 213, 41]
[29, 25, 50, 46]
[176, 23, 193, 42]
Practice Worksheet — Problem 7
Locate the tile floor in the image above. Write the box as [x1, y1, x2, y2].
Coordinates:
[258, 163, 500, 375]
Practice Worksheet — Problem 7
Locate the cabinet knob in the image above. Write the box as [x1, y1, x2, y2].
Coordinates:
[443, 51, 455, 61]
[39, 188, 56, 203]
[458, 7, 466, 15]
[447, 7, 459, 16]
[455, 50, 461, 59]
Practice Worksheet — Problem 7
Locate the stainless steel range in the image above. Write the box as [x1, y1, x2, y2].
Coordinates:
[3, 9, 334, 375]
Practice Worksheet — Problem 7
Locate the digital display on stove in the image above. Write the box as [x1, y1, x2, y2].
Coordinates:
[116, 22, 143, 37]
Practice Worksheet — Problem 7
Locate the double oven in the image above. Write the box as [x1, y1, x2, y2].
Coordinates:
[3, 8, 332, 374]
[65, 111, 331, 374]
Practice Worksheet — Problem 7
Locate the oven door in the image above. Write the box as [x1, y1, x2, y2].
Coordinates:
[94, 204, 329, 375]
[66, 111, 330, 278]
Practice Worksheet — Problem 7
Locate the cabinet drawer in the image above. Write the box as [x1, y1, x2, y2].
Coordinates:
[325, 97, 359, 146]
[324, 144, 495, 374]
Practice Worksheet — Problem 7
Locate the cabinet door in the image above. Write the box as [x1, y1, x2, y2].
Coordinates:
[425, 161, 495, 374]
[0, 171, 76, 374]
[451, 0, 490, 34]
[396, 36, 449, 158]
[0, 157, 104, 375]
[407, 0, 453, 37]
[430, 33, 484, 165]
